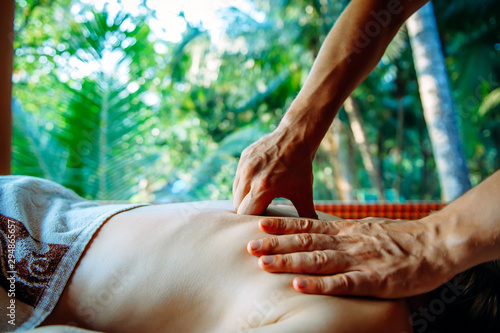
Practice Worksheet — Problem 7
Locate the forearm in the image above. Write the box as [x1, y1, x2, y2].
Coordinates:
[427, 170, 500, 272]
[280, 0, 429, 153]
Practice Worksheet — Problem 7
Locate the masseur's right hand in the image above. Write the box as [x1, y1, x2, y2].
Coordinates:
[233, 126, 318, 218]
[248, 170, 500, 299]
[247, 215, 461, 299]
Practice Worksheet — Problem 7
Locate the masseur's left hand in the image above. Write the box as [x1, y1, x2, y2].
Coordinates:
[247, 216, 460, 299]
[233, 125, 318, 218]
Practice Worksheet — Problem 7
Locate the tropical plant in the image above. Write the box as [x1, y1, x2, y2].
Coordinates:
[13, 4, 160, 200]
[11, 0, 500, 203]
[407, 1, 471, 201]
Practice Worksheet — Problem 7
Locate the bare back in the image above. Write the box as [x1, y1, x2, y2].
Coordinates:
[43, 202, 412, 333]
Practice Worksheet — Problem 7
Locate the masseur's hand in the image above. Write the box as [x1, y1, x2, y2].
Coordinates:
[247, 216, 460, 299]
[233, 126, 318, 218]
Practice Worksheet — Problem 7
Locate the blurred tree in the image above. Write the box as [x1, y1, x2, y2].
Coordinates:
[344, 96, 386, 200]
[10, 0, 499, 203]
[407, 2, 471, 201]
[321, 119, 356, 201]
[434, 0, 500, 184]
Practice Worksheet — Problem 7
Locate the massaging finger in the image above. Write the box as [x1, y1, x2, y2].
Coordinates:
[258, 250, 354, 274]
[291, 193, 318, 219]
[233, 156, 265, 213]
[237, 190, 273, 216]
[292, 271, 373, 296]
[232, 173, 252, 213]
[259, 217, 340, 235]
[232, 169, 240, 208]
[247, 233, 343, 256]
[233, 156, 252, 211]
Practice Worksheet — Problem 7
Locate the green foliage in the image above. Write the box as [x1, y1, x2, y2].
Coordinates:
[13, 2, 158, 200]
[11, 0, 500, 202]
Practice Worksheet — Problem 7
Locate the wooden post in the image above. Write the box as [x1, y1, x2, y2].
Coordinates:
[0, 0, 15, 175]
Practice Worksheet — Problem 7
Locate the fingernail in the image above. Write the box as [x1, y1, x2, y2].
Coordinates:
[294, 278, 309, 289]
[261, 255, 275, 265]
[260, 219, 273, 228]
[249, 239, 262, 251]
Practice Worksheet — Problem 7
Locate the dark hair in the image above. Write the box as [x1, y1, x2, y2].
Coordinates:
[420, 260, 500, 333]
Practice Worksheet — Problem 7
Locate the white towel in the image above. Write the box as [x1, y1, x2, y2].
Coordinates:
[0, 176, 147, 331]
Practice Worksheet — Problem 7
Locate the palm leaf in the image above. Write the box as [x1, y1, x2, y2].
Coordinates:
[11, 99, 68, 182]
[44, 8, 158, 200]
[478, 87, 500, 118]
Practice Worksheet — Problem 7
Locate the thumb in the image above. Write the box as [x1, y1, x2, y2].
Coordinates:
[237, 191, 273, 216]
[291, 193, 317, 219]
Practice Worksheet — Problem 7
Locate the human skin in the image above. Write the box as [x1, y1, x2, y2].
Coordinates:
[235, 0, 500, 301]
[247, 170, 500, 299]
[37, 202, 411, 333]
[233, 0, 430, 217]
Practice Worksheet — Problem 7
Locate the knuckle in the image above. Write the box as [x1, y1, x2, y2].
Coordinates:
[337, 220, 355, 229]
[269, 236, 280, 249]
[295, 233, 313, 248]
[316, 278, 326, 293]
[277, 218, 287, 232]
[327, 235, 337, 246]
[325, 220, 340, 232]
[281, 253, 293, 267]
[241, 145, 254, 158]
[337, 274, 354, 292]
[311, 251, 329, 270]
[372, 270, 387, 290]
[241, 164, 256, 179]
[299, 219, 313, 232]
[239, 151, 249, 161]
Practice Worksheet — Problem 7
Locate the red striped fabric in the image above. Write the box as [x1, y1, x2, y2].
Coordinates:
[313, 202, 446, 220]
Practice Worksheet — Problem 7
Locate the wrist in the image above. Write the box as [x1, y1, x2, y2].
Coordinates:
[279, 101, 336, 156]
[416, 214, 473, 287]
[272, 123, 315, 163]
[424, 208, 493, 275]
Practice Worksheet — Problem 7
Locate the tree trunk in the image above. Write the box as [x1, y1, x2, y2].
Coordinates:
[394, 63, 406, 200]
[406, 2, 471, 201]
[336, 121, 357, 201]
[0, 0, 14, 175]
[344, 96, 386, 200]
[393, 95, 405, 200]
[322, 119, 356, 201]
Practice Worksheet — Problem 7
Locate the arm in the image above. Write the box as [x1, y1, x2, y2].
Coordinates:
[435, 170, 500, 270]
[247, 170, 500, 298]
[233, 0, 430, 216]
[279, 0, 429, 151]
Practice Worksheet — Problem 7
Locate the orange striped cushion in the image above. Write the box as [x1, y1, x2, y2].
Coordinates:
[313, 202, 446, 220]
